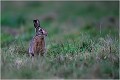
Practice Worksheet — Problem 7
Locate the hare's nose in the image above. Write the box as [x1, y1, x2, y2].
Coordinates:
[44, 32, 47, 36]
[42, 30, 47, 36]
[45, 34, 47, 36]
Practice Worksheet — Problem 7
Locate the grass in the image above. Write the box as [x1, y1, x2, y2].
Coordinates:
[1, 31, 119, 79]
[1, 1, 119, 79]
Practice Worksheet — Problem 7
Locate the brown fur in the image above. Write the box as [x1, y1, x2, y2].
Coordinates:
[33, 35, 45, 56]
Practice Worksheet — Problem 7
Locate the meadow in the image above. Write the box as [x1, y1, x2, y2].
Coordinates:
[1, 1, 119, 79]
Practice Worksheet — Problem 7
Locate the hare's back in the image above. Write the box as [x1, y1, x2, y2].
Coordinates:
[29, 38, 34, 54]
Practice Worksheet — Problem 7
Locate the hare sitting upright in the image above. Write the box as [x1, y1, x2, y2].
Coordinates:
[29, 19, 47, 57]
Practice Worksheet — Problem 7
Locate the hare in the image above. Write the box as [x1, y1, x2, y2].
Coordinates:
[29, 19, 47, 57]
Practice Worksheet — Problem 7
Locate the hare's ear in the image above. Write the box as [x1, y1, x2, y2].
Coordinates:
[33, 19, 40, 28]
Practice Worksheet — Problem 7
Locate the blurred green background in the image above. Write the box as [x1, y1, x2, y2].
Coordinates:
[1, 1, 119, 79]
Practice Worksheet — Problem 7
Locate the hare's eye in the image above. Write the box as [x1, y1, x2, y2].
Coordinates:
[39, 28, 42, 32]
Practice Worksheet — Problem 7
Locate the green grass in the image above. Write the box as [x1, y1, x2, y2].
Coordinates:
[1, 33, 119, 79]
[1, 1, 119, 79]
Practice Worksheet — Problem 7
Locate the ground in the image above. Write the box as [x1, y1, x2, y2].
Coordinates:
[1, 1, 119, 79]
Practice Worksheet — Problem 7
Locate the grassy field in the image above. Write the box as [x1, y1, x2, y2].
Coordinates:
[1, 1, 119, 79]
